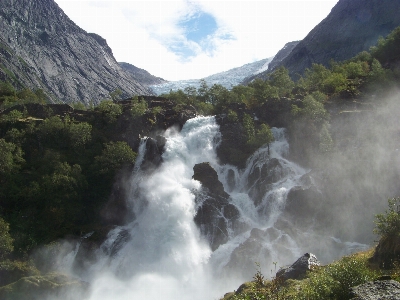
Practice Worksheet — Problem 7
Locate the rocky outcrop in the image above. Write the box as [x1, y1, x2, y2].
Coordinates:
[192, 162, 240, 251]
[350, 280, 400, 300]
[282, 180, 323, 229]
[215, 111, 249, 168]
[276, 253, 321, 281]
[0, 273, 88, 300]
[119, 62, 167, 86]
[260, 0, 400, 78]
[0, 0, 153, 105]
[370, 235, 400, 269]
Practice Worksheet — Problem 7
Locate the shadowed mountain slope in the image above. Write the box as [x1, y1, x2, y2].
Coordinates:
[0, 0, 153, 104]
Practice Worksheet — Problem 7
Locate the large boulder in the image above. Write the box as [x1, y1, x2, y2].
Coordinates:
[276, 253, 321, 281]
[350, 280, 400, 300]
[192, 162, 240, 251]
[283, 184, 323, 229]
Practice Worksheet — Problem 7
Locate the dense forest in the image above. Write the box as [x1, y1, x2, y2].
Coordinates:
[1, 25, 400, 298]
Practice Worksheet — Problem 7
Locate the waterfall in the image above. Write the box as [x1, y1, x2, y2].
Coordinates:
[58, 116, 368, 299]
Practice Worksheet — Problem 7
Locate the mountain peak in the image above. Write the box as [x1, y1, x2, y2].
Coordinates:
[0, 0, 153, 104]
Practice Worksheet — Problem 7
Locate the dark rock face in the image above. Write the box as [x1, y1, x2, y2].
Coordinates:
[263, 0, 400, 78]
[119, 62, 167, 86]
[215, 114, 249, 168]
[370, 235, 400, 269]
[141, 136, 166, 172]
[276, 253, 321, 281]
[0, 0, 153, 104]
[350, 280, 400, 300]
[192, 162, 240, 251]
[282, 183, 323, 229]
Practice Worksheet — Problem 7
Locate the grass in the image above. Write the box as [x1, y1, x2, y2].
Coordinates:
[223, 249, 383, 300]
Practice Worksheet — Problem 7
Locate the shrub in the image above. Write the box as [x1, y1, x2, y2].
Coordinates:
[288, 255, 378, 300]
[374, 197, 400, 239]
[96, 100, 122, 123]
[94, 141, 137, 175]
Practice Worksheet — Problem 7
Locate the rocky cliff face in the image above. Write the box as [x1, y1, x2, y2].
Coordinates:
[265, 0, 400, 78]
[0, 0, 153, 105]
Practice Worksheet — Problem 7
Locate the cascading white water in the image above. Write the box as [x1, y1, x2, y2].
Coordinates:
[58, 116, 368, 299]
[81, 116, 227, 300]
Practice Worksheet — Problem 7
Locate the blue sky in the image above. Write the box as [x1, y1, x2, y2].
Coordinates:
[54, 0, 338, 81]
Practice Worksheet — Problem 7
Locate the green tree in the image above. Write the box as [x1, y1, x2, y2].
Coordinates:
[0, 110, 24, 124]
[130, 96, 148, 118]
[374, 197, 400, 239]
[322, 72, 348, 94]
[0, 217, 14, 259]
[0, 82, 17, 108]
[269, 66, 294, 97]
[302, 64, 332, 92]
[65, 119, 92, 151]
[0, 139, 24, 178]
[292, 95, 329, 126]
[96, 100, 123, 123]
[255, 123, 274, 155]
[94, 141, 137, 175]
[242, 113, 255, 141]
[109, 88, 122, 102]
[197, 79, 210, 103]
[248, 78, 279, 103]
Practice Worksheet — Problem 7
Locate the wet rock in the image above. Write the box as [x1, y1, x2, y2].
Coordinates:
[192, 162, 240, 251]
[215, 115, 249, 168]
[283, 185, 323, 228]
[141, 136, 166, 172]
[193, 162, 227, 197]
[350, 280, 400, 300]
[100, 166, 136, 225]
[247, 158, 287, 205]
[276, 253, 321, 281]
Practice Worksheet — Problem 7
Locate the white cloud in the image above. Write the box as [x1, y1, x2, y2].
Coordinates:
[55, 0, 338, 81]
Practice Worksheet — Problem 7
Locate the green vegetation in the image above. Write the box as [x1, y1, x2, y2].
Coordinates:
[374, 197, 400, 239]
[224, 251, 380, 300]
[0, 22, 400, 295]
[225, 195, 400, 300]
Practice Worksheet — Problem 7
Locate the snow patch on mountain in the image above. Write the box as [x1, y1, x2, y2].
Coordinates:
[150, 57, 273, 95]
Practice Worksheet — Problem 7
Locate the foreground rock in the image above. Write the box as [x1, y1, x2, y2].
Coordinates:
[0, 273, 88, 300]
[192, 162, 240, 251]
[350, 280, 400, 300]
[276, 253, 321, 281]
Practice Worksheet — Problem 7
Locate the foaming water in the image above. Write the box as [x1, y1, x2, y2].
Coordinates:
[55, 117, 368, 299]
[82, 116, 227, 300]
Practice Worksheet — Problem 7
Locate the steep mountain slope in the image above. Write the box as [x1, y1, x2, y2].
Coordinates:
[150, 57, 272, 95]
[242, 41, 299, 84]
[253, 0, 400, 79]
[0, 0, 152, 105]
[119, 62, 167, 86]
